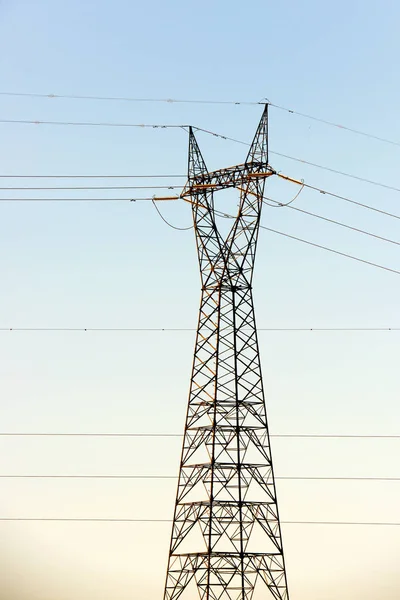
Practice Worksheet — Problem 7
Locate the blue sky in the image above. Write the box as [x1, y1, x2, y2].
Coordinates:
[0, 1, 399, 599]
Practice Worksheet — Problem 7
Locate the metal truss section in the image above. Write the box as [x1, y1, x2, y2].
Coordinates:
[164, 105, 289, 600]
[181, 163, 276, 198]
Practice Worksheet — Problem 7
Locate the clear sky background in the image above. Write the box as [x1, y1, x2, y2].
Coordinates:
[0, 0, 399, 598]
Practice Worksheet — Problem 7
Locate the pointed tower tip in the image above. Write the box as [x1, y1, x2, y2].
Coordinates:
[245, 105, 269, 167]
[188, 127, 208, 179]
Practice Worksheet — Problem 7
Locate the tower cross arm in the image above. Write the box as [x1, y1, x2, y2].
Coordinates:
[182, 163, 275, 198]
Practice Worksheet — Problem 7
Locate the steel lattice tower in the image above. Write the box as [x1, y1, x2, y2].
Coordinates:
[164, 105, 289, 600]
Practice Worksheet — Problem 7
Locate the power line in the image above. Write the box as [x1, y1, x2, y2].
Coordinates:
[0, 433, 398, 439]
[0, 119, 189, 129]
[213, 209, 400, 276]
[0, 185, 398, 277]
[0, 475, 399, 481]
[0, 518, 172, 522]
[282, 521, 400, 527]
[150, 202, 400, 277]
[151, 198, 192, 231]
[277, 175, 400, 221]
[261, 225, 400, 276]
[263, 198, 400, 247]
[2, 173, 398, 222]
[0, 174, 186, 179]
[3, 190, 400, 229]
[1, 116, 399, 198]
[0, 327, 398, 332]
[2, 116, 400, 194]
[4, 191, 398, 227]
[0, 91, 261, 106]
[0, 197, 157, 202]
[272, 152, 400, 194]
[195, 127, 400, 194]
[269, 102, 400, 148]
[0, 185, 182, 190]
[0, 518, 398, 526]
[1, 90, 398, 148]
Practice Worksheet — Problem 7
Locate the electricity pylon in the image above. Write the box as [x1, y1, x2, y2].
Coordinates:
[163, 105, 289, 600]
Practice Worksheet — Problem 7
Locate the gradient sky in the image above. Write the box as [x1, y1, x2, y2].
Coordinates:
[0, 1, 399, 598]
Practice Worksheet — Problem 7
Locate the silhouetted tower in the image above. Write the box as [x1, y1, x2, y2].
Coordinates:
[164, 106, 289, 600]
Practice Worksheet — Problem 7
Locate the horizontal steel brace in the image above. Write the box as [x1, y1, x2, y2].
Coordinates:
[182, 163, 275, 197]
